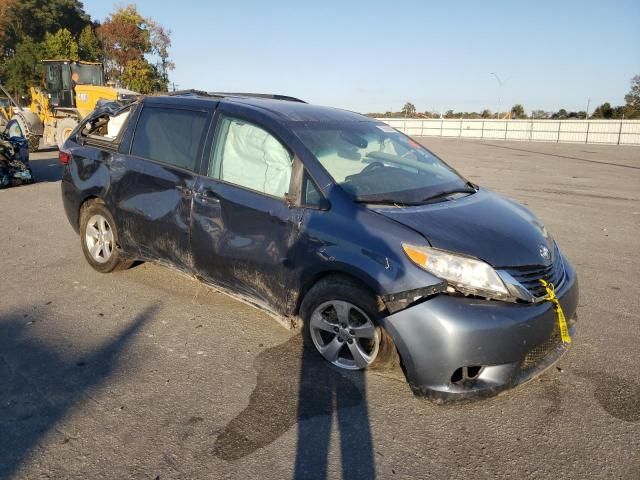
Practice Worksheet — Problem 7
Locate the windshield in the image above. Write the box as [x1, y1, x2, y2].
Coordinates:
[70, 64, 104, 86]
[292, 121, 469, 204]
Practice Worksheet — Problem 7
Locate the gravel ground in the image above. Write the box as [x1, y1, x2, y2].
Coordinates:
[0, 139, 639, 479]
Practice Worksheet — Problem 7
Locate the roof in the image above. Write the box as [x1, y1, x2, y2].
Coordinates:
[147, 91, 373, 123]
[227, 97, 370, 122]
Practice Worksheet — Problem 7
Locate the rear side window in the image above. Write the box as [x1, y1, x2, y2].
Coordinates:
[131, 106, 207, 171]
[210, 116, 293, 198]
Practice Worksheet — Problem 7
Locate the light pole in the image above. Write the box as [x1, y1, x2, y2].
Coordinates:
[491, 72, 503, 119]
[586, 97, 591, 119]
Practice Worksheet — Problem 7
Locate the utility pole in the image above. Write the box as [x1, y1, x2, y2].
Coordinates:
[491, 72, 503, 119]
[586, 97, 591, 119]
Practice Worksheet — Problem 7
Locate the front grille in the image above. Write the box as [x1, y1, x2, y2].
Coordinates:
[521, 324, 561, 371]
[503, 245, 566, 298]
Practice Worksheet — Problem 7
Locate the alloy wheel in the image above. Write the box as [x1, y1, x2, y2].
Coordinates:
[309, 300, 380, 370]
[85, 214, 114, 264]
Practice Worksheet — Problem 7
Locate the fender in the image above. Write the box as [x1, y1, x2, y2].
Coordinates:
[290, 201, 444, 315]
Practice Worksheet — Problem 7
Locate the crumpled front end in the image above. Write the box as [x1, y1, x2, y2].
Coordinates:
[381, 258, 579, 403]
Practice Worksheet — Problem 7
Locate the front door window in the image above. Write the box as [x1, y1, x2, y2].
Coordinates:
[210, 115, 293, 198]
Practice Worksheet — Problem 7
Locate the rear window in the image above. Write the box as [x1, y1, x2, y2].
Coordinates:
[131, 106, 208, 171]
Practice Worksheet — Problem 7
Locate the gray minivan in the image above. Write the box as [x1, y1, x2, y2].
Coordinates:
[60, 92, 578, 401]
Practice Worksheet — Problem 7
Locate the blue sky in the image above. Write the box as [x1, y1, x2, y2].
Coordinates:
[82, 0, 640, 114]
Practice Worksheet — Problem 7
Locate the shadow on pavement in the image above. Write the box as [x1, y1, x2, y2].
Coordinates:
[0, 303, 157, 478]
[29, 149, 62, 182]
[213, 335, 375, 479]
[574, 369, 640, 423]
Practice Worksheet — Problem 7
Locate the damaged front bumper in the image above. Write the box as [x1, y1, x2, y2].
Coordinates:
[381, 259, 579, 403]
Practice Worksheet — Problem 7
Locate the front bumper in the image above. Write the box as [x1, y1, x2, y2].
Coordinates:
[381, 259, 579, 403]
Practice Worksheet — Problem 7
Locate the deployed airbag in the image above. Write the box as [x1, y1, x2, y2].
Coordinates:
[219, 118, 292, 197]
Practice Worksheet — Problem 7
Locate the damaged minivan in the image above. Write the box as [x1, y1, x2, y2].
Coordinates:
[1, 119, 33, 188]
[60, 92, 578, 401]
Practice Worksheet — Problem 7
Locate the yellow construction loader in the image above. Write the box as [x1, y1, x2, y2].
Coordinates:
[0, 95, 14, 129]
[5, 60, 138, 150]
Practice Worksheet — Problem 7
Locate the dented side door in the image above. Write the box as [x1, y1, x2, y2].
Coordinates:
[190, 107, 303, 314]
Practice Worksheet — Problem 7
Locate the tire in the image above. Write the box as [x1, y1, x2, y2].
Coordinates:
[27, 136, 40, 153]
[300, 275, 396, 371]
[56, 117, 78, 150]
[79, 200, 131, 273]
[11, 111, 42, 152]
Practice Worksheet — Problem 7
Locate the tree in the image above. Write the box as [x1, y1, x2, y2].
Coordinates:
[0, 0, 16, 50]
[0, 0, 91, 100]
[148, 21, 174, 86]
[510, 104, 526, 119]
[401, 102, 416, 117]
[78, 25, 101, 62]
[4, 37, 42, 101]
[97, 4, 171, 91]
[551, 108, 568, 119]
[624, 75, 640, 119]
[531, 109, 549, 119]
[120, 58, 162, 93]
[98, 5, 152, 80]
[591, 102, 614, 119]
[480, 109, 492, 119]
[0, 0, 89, 53]
[43, 28, 79, 60]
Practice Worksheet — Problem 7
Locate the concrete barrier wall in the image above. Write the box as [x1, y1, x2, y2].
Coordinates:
[376, 118, 640, 146]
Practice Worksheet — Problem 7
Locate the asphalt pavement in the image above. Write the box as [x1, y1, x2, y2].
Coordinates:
[1, 139, 639, 479]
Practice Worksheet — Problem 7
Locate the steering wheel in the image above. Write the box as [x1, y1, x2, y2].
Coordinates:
[361, 161, 385, 173]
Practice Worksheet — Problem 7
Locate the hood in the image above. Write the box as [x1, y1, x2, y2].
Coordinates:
[371, 189, 555, 267]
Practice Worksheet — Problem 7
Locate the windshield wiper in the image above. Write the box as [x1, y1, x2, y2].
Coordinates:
[354, 198, 405, 206]
[419, 187, 477, 203]
[355, 185, 478, 206]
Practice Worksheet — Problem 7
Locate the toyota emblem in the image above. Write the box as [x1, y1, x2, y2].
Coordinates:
[539, 245, 551, 261]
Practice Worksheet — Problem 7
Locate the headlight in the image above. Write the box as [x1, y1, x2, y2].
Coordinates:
[402, 244, 509, 299]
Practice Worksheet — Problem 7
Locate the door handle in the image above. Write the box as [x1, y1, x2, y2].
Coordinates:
[176, 185, 193, 198]
[195, 188, 220, 203]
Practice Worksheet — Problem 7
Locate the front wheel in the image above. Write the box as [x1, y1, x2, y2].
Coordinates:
[300, 276, 391, 370]
[79, 201, 131, 273]
[56, 117, 78, 149]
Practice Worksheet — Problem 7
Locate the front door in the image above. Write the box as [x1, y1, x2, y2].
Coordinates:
[191, 111, 302, 314]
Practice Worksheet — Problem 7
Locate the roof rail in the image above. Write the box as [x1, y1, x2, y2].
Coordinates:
[209, 92, 306, 103]
[166, 89, 211, 97]
[167, 89, 306, 103]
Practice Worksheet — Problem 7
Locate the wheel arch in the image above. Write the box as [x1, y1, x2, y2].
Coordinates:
[292, 267, 384, 317]
[77, 195, 104, 227]
[296, 267, 404, 374]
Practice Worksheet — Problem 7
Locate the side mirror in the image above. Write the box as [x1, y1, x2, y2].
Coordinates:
[315, 197, 331, 211]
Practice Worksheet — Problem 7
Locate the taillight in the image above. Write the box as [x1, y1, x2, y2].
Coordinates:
[59, 151, 70, 165]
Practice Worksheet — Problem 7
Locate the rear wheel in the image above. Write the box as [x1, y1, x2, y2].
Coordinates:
[79, 201, 131, 273]
[300, 276, 393, 370]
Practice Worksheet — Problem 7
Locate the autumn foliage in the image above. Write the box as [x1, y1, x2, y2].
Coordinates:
[0, 1, 173, 98]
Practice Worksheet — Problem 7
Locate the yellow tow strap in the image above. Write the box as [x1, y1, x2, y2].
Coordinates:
[539, 279, 571, 344]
